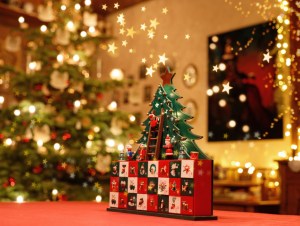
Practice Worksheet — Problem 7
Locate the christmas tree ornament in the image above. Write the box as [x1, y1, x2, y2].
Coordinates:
[4, 35, 21, 53]
[37, 3, 55, 22]
[50, 70, 69, 90]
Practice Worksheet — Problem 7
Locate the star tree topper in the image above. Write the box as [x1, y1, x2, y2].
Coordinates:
[160, 67, 175, 86]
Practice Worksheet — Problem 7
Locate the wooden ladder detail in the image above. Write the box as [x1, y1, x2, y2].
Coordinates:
[146, 109, 165, 160]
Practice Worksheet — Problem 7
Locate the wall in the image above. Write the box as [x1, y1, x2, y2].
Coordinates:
[101, 0, 288, 168]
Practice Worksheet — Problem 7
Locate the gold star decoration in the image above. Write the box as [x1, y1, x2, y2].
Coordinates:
[122, 40, 128, 47]
[42, 159, 47, 165]
[158, 53, 168, 65]
[212, 65, 219, 72]
[117, 14, 125, 26]
[150, 18, 160, 29]
[140, 23, 147, 31]
[141, 58, 146, 63]
[153, 63, 158, 69]
[184, 73, 191, 81]
[164, 34, 168, 39]
[102, 4, 107, 10]
[198, 160, 203, 166]
[119, 28, 125, 35]
[129, 48, 134, 53]
[108, 42, 118, 54]
[263, 51, 272, 63]
[222, 82, 233, 94]
[146, 66, 155, 77]
[114, 2, 120, 9]
[61, 162, 67, 168]
[126, 27, 136, 38]
[148, 29, 155, 39]
[162, 7, 168, 14]
[141, 6, 146, 12]
[185, 34, 191, 40]
[149, 54, 153, 59]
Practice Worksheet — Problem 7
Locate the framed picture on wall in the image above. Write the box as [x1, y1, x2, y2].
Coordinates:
[207, 21, 283, 142]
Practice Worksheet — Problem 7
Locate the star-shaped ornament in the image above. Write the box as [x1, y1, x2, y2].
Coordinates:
[160, 67, 175, 86]
[108, 42, 118, 54]
[155, 103, 159, 108]
[140, 23, 147, 30]
[164, 34, 168, 39]
[185, 34, 190, 40]
[122, 40, 128, 47]
[158, 53, 168, 65]
[141, 6, 146, 12]
[153, 63, 158, 69]
[102, 4, 107, 10]
[162, 7, 168, 14]
[119, 28, 125, 35]
[117, 14, 125, 26]
[114, 2, 120, 9]
[213, 65, 219, 72]
[141, 58, 146, 63]
[184, 73, 191, 81]
[150, 18, 160, 29]
[146, 66, 155, 77]
[222, 82, 233, 94]
[126, 27, 136, 38]
[263, 51, 272, 63]
[148, 29, 155, 39]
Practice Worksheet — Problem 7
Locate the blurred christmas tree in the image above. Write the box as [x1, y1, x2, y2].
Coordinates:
[0, 1, 139, 201]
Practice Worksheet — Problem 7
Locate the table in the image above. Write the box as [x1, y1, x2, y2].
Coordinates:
[0, 202, 299, 226]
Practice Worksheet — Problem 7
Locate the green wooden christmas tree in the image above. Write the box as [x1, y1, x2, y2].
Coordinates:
[136, 68, 208, 160]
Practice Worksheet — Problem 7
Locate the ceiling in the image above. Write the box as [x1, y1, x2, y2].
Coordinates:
[94, 0, 150, 17]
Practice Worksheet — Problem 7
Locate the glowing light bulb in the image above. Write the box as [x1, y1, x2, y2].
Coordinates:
[118, 144, 124, 151]
[37, 140, 43, 147]
[219, 63, 226, 71]
[57, 54, 64, 63]
[110, 69, 124, 81]
[74, 100, 81, 108]
[5, 138, 13, 146]
[29, 61, 37, 70]
[242, 125, 250, 133]
[28, 105, 36, 114]
[0, 96, 4, 104]
[85, 0, 91, 6]
[239, 94, 247, 102]
[108, 101, 117, 111]
[93, 126, 100, 133]
[245, 162, 252, 168]
[16, 195, 24, 203]
[14, 109, 21, 116]
[228, 120, 236, 128]
[61, 5, 66, 11]
[52, 189, 58, 195]
[209, 43, 216, 50]
[67, 21, 75, 32]
[237, 168, 243, 174]
[206, 89, 213, 96]
[105, 138, 115, 147]
[40, 25, 47, 32]
[54, 143, 61, 151]
[75, 3, 81, 10]
[256, 172, 262, 178]
[129, 115, 136, 122]
[212, 85, 220, 93]
[88, 26, 95, 33]
[212, 36, 219, 42]
[218, 99, 226, 107]
[80, 31, 87, 38]
[95, 195, 102, 203]
[73, 54, 80, 62]
[18, 16, 25, 23]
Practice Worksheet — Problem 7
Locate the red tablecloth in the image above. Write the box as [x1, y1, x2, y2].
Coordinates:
[0, 202, 299, 226]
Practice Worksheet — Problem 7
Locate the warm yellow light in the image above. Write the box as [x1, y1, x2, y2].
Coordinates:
[80, 31, 87, 38]
[209, 43, 216, 50]
[212, 85, 220, 93]
[256, 172, 262, 178]
[129, 115, 136, 122]
[60, 5, 66, 11]
[228, 120, 236, 128]
[286, 58, 291, 66]
[105, 138, 115, 147]
[0, 96, 4, 104]
[54, 143, 61, 151]
[206, 89, 213, 96]
[283, 42, 288, 48]
[219, 63, 226, 71]
[110, 69, 124, 81]
[287, 124, 292, 129]
[40, 25, 47, 32]
[278, 34, 283, 40]
[74, 100, 81, 108]
[212, 36, 219, 43]
[285, 131, 291, 136]
[28, 105, 36, 114]
[245, 162, 252, 168]
[219, 99, 226, 107]
[93, 126, 100, 133]
[239, 94, 247, 102]
[118, 144, 124, 151]
[284, 20, 290, 25]
[16, 195, 24, 203]
[281, 84, 288, 91]
[57, 54, 64, 63]
[37, 140, 43, 147]
[18, 16, 25, 23]
[237, 168, 243, 174]
[85, 0, 91, 6]
[5, 138, 13, 146]
[242, 125, 250, 133]
[108, 101, 117, 111]
[73, 54, 80, 62]
[95, 195, 102, 203]
[14, 109, 21, 116]
[88, 26, 95, 33]
[278, 150, 287, 158]
[52, 189, 58, 195]
[67, 21, 75, 32]
[277, 74, 283, 80]
[75, 3, 81, 10]
[277, 43, 282, 48]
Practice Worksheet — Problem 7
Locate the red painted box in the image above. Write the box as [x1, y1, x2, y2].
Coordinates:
[118, 192, 128, 209]
[158, 160, 170, 178]
[169, 178, 181, 196]
[181, 196, 194, 215]
[147, 194, 158, 212]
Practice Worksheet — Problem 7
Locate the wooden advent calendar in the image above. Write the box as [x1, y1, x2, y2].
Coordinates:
[107, 69, 217, 220]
